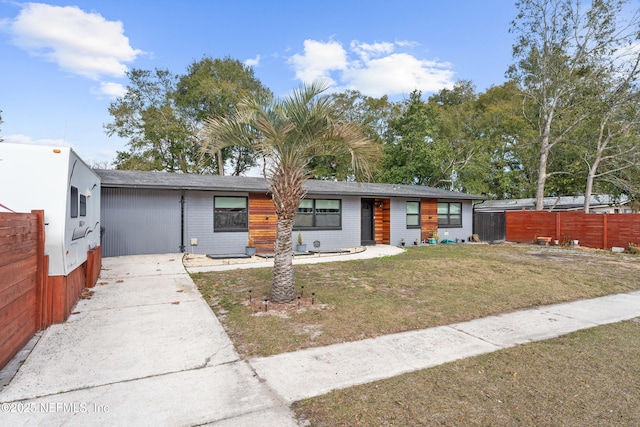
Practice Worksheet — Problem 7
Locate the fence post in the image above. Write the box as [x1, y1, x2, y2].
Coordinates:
[603, 213, 608, 249]
[33, 210, 46, 330]
[555, 212, 561, 242]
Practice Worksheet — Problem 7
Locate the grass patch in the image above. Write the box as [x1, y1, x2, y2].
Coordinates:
[190, 244, 640, 358]
[293, 318, 640, 426]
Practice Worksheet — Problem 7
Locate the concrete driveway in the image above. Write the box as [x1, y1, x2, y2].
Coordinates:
[2, 246, 640, 426]
[0, 254, 297, 426]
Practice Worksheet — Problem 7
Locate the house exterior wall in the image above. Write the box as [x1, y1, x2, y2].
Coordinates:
[100, 185, 479, 257]
[437, 199, 474, 242]
[293, 195, 361, 251]
[185, 190, 249, 255]
[389, 198, 422, 246]
[101, 188, 182, 257]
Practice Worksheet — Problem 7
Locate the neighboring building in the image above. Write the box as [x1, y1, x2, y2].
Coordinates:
[474, 195, 635, 214]
[96, 169, 484, 257]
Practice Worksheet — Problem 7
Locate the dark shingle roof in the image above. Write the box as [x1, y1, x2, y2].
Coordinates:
[95, 169, 484, 200]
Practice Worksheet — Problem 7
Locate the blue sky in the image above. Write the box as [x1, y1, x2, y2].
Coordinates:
[0, 1, 518, 166]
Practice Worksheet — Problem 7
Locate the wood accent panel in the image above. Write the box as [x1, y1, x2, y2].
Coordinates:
[420, 198, 438, 242]
[374, 199, 390, 244]
[248, 192, 277, 253]
[506, 211, 640, 249]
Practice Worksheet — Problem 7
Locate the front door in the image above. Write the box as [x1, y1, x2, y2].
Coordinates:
[361, 199, 375, 245]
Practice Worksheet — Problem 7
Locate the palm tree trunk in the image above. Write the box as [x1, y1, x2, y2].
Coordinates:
[271, 217, 295, 303]
[269, 165, 307, 303]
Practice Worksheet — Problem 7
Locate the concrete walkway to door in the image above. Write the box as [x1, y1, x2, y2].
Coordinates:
[0, 254, 297, 426]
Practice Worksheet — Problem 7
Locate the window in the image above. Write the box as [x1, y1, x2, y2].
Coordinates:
[438, 202, 462, 227]
[406, 201, 420, 228]
[214, 196, 248, 232]
[70, 186, 78, 218]
[80, 194, 87, 217]
[295, 199, 341, 229]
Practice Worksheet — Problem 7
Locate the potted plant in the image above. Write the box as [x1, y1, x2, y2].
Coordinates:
[246, 234, 256, 256]
[400, 238, 405, 247]
[427, 231, 438, 244]
[296, 231, 306, 252]
[414, 238, 419, 246]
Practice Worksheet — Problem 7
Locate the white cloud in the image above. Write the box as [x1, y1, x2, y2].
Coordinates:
[289, 39, 455, 97]
[350, 40, 395, 61]
[244, 55, 261, 67]
[3, 134, 71, 148]
[344, 54, 455, 97]
[94, 82, 127, 98]
[289, 39, 348, 85]
[5, 3, 142, 80]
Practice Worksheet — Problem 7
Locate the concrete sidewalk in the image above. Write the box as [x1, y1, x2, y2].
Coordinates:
[0, 254, 297, 426]
[250, 291, 640, 403]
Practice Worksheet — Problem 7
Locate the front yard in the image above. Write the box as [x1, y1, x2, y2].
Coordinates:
[190, 244, 640, 426]
[190, 244, 640, 358]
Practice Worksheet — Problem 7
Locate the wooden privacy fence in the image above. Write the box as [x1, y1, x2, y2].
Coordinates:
[0, 210, 46, 370]
[0, 210, 102, 370]
[506, 211, 640, 249]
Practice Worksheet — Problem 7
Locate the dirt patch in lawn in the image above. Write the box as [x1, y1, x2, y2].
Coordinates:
[190, 244, 640, 358]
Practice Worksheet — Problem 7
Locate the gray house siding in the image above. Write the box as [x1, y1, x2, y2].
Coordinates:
[389, 198, 423, 246]
[101, 188, 182, 257]
[185, 190, 249, 255]
[293, 196, 361, 251]
[437, 199, 474, 242]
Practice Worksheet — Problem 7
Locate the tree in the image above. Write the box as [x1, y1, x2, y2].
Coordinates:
[105, 57, 270, 174]
[176, 56, 271, 175]
[105, 69, 205, 172]
[462, 82, 538, 198]
[508, 0, 638, 209]
[377, 90, 437, 185]
[378, 83, 485, 190]
[308, 90, 397, 180]
[426, 80, 483, 190]
[201, 81, 380, 303]
[580, 84, 640, 211]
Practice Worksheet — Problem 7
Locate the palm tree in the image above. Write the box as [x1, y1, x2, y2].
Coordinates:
[201, 80, 380, 303]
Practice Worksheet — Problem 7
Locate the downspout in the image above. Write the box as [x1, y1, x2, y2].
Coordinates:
[179, 190, 185, 252]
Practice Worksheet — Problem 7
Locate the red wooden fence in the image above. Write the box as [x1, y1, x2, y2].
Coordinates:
[506, 211, 640, 249]
[0, 211, 102, 369]
[0, 210, 45, 370]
